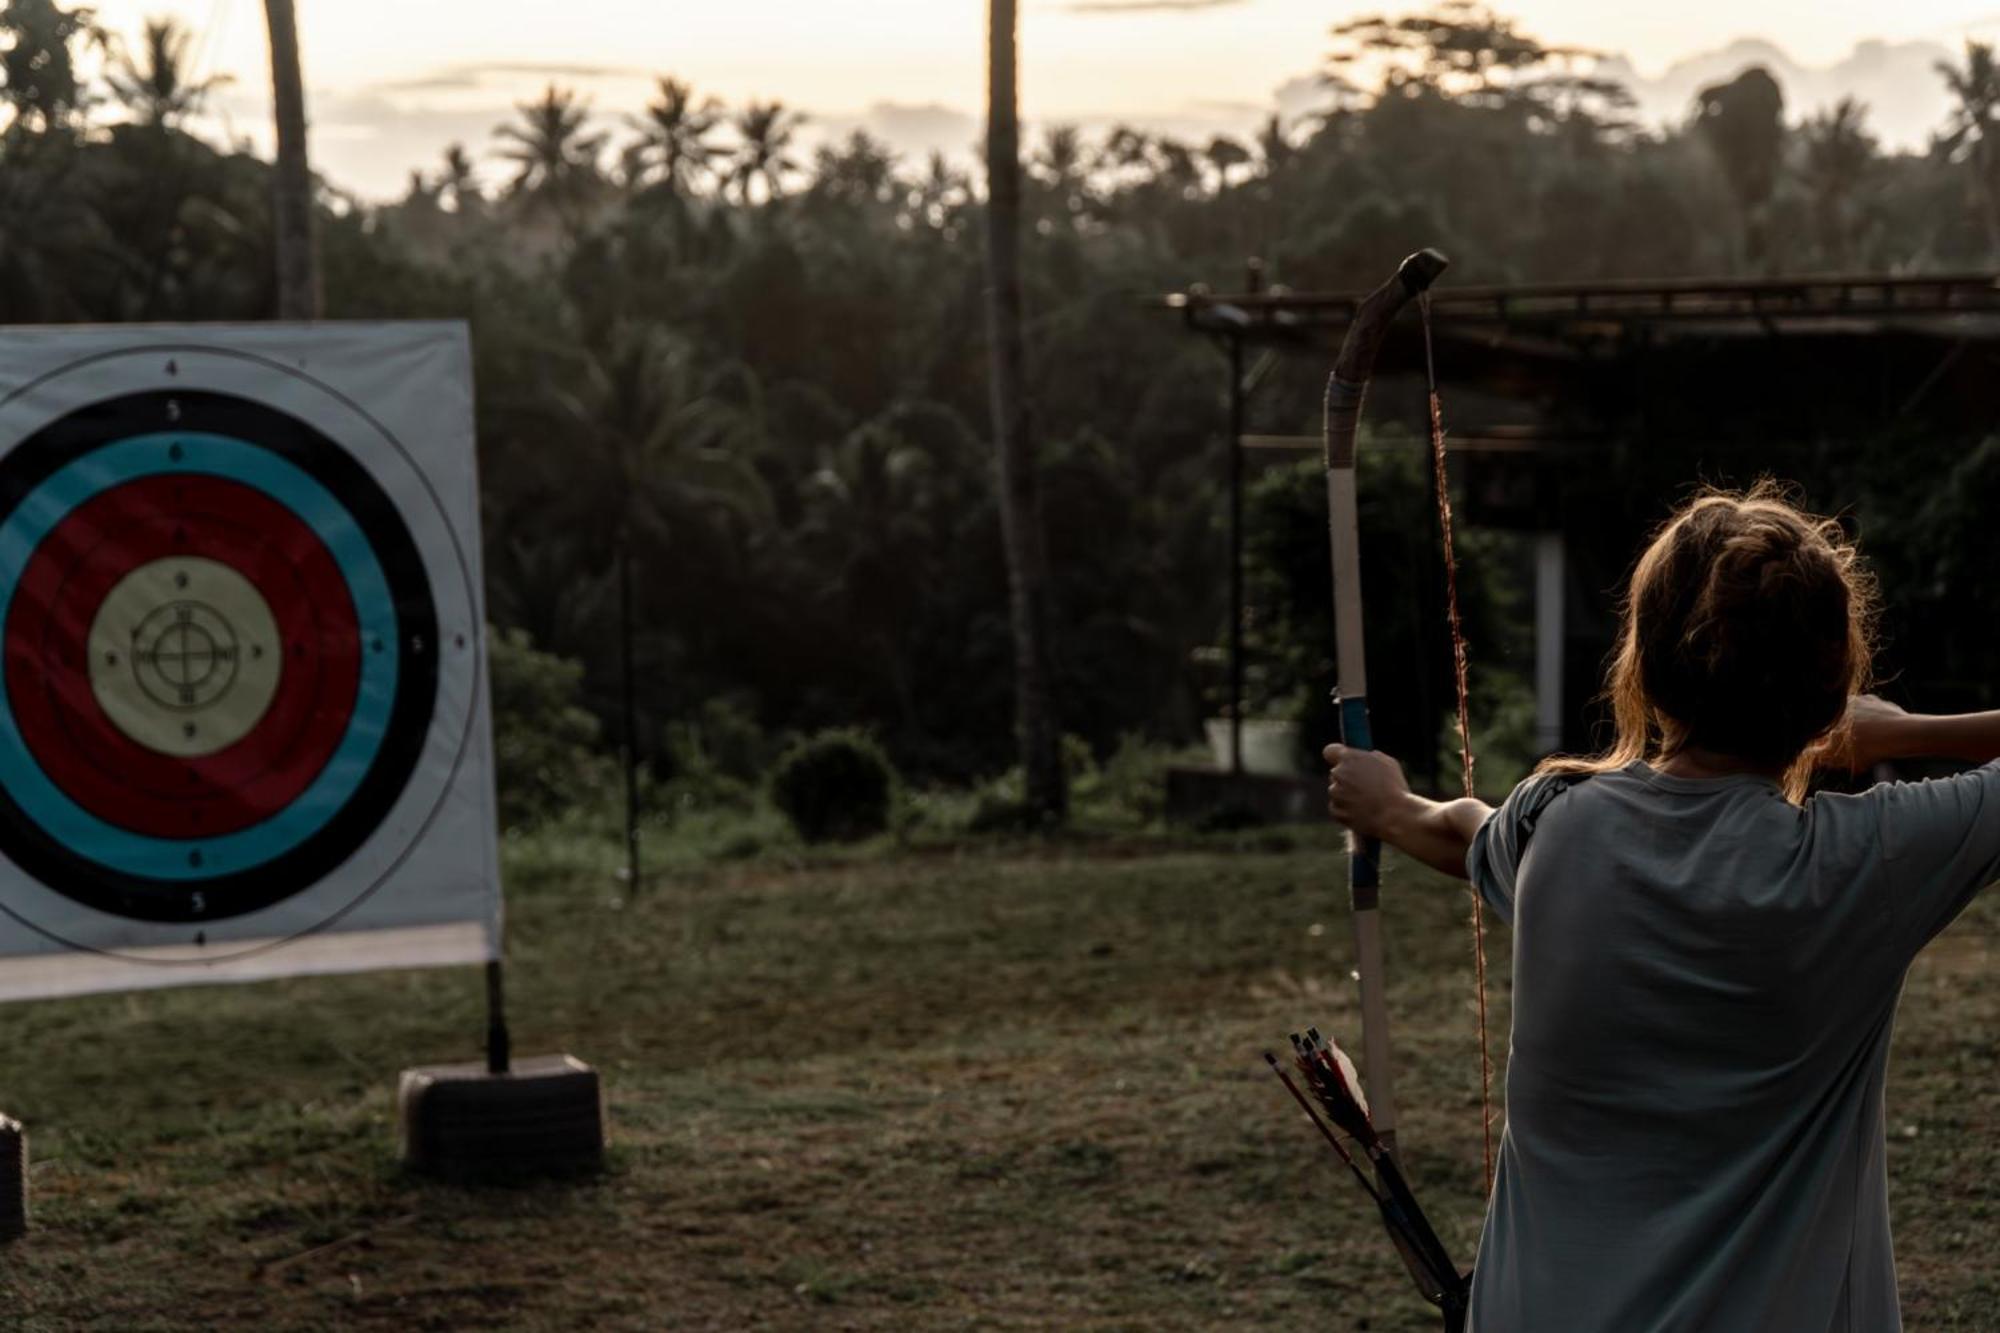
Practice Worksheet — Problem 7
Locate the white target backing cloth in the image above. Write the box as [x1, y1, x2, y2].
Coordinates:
[0, 323, 500, 1000]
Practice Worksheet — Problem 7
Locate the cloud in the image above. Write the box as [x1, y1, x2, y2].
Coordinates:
[372, 62, 649, 93]
[1062, 0, 1246, 12]
[859, 103, 980, 155]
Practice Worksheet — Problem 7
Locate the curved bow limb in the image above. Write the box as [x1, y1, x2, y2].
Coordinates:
[1322, 248, 1450, 1154]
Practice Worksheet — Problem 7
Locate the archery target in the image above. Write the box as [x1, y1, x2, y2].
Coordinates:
[0, 328, 498, 995]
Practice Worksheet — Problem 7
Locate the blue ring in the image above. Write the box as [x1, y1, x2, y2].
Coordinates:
[0, 432, 399, 880]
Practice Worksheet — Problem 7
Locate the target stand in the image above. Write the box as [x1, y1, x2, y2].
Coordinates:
[0, 328, 595, 1196]
[397, 962, 604, 1183]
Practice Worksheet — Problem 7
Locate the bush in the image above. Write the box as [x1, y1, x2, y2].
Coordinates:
[768, 729, 898, 843]
[1073, 734, 1176, 828]
[662, 694, 773, 814]
[488, 627, 610, 830]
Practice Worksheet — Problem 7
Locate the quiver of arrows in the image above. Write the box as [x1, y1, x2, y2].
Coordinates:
[1265, 1028, 1470, 1330]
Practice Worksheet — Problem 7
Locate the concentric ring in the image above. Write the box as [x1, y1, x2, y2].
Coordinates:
[0, 391, 438, 923]
[13, 474, 362, 837]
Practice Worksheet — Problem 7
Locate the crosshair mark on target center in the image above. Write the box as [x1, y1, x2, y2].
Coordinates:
[90, 557, 282, 756]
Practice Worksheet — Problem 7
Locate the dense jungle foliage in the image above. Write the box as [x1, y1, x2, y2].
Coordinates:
[6, 1, 2000, 819]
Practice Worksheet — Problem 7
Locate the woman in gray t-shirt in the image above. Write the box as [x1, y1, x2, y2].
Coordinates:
[1325, 485, 2000, 1332]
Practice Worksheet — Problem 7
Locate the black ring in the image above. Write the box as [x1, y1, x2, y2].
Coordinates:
[0, 390, 438, 923]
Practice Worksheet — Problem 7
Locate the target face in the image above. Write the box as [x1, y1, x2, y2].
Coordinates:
[0, 340, 488, 971]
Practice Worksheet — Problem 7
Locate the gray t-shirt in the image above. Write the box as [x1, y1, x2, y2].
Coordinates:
[1464, 759, 2000, 1333]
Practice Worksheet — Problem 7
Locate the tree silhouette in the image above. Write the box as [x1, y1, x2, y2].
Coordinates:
[494, 84, 607, 225]
[1695, 65, 1786, 265]
[1800, 97, 1876, 269]
[0, 134, 103, 317]
[0, 0, 100, 133]
[985, 0, 1066, 822]
[1205, 135, 1251, 191]
[728, 100, 805, 204]
[1255, 113, 1296, 176]
[1331, 0, 1619, 119]
[437, 142, 481, 213]
[629, 77, 722, 196]
[907, 150, 970, 235]
[1097, 124, 1153, 189]
[1031, 123, 1092, 221]
[809, 130, 898, 209]
[107, 17, 227, 128]
[1936, 41, 2000, 256]
[6, 0, 2000, 811]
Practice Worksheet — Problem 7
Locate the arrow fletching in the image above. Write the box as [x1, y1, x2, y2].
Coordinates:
[1295, 1029, 1376, 1147]
[1266, 1023, 1472, 1327]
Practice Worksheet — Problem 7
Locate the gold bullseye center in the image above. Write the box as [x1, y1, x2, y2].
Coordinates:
[86, 557, 283, 757]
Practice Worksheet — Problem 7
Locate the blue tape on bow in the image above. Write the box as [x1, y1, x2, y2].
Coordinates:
[1338, 694, 1374, 753]
[1335, 694, 1381, 903]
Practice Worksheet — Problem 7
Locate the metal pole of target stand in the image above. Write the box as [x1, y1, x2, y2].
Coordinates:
[485, 959, 512, 1076]
[619, 544, 642, 897]
[0, 1114, 23, 1242]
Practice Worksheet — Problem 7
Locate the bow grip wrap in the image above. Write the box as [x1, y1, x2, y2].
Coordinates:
[1323, 249, 1450, 470]
[1340, 695, 1382, 906]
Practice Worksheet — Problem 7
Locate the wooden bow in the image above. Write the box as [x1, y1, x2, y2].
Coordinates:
[1320, 249, 1451, 1156]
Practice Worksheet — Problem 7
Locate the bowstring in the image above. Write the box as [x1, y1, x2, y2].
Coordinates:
[1419, 290, 1496, 1198]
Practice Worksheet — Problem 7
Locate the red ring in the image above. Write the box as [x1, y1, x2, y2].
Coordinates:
[5, 475, 359, 837]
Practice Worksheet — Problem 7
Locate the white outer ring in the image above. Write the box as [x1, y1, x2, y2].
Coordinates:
[0, 346, 481, 961]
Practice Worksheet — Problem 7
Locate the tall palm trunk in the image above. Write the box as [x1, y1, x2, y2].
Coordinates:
[263, 0, 320, 318]
[984, 0, 1065, 822]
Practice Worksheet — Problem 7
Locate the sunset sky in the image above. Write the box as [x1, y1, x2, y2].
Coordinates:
[77, 0, 2000, 197]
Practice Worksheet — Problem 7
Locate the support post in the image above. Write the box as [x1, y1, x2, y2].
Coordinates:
[0, 1117, 22, 1242]
[619, 544, 641, 895]
[485, 959, 511, 1076]
[1534, 530, 1566, 755]
[1227, 332, 1245, 776]
[262, 0, 320, 319]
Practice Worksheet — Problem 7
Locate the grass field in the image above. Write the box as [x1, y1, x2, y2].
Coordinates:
[0, 824, 1994, 1330]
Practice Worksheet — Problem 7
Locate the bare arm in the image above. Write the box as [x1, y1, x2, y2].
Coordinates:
[1324, 744, 1494, 880]
[1884, 712, 2000, 765]
[1823, 696, 2000, 771]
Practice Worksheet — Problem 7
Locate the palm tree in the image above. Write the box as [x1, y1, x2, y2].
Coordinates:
[1152, 136, 1201, 198]
[402, 168, 438, 209]
[1936, 40, 2000, 256]
[729, 100, 805, 204]
[437, 142, 482, 214]
[629, 77, 722, 195]
[810, 129, 897, 207]
[263, 0, 318, 318]
[984, 0, 1066, 822]
[546, 329, 769, 530]
[108, 17, 228, 128]
[0, 0, 101, 134]
[1098, 124, 1153, 187]
[1258, 113, 1299, 175]
[1799, 97, 1876, 269]
[1205, 134, 1251, 191]
[797, 411, 968, 736]
[0, 134, 101, 318]
[494, 84, 608, 224]
[541, 326, 771, 890]
[1693, 65, 1786, 266]
[907, 150, 969, 234]
[1031, 123, 1090, 220]
[1032, 124, 1083, 182]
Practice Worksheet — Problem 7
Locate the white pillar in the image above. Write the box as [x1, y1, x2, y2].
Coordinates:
[1535, 531, 1565, 755]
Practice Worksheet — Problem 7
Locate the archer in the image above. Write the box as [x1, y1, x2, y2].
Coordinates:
[1325, 483, 2000, 1331]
